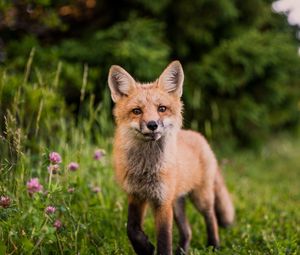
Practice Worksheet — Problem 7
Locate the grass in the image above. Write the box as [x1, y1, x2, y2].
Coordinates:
[209, 136, 300, 254]
[0, 57, 300, 254]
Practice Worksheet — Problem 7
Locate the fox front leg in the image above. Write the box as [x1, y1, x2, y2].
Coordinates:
[127, 196, 155, 255]
[154, 203, 174, 255]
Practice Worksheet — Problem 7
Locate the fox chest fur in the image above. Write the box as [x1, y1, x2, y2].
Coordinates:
[122, 139, 166, 203]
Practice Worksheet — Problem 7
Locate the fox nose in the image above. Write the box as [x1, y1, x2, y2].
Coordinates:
[147, 121, 158, 131]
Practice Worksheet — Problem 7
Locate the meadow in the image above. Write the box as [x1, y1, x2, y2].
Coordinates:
[0, 56, 299, 255]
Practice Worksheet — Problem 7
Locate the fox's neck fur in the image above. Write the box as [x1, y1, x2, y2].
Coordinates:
[119, 128, 178, 203]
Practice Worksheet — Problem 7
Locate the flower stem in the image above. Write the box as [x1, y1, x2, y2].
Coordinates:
[48, 168, 53, 190]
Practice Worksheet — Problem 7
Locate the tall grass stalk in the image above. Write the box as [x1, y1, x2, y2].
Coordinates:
[53, 61, 62, 89]
[35, 99, 44, 138]
[80, 63, 88, 104]
[12, 48, 35, 120]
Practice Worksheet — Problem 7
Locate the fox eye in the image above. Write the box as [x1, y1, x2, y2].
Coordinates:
[158, 106, 167, 112]
[132, 108, 142, 115]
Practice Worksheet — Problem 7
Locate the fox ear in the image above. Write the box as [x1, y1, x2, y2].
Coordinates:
[108, 65, 136, 102]
[158, 60, 184, 97]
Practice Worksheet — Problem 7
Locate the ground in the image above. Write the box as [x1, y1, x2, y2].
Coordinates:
[0, 132, 299, 254]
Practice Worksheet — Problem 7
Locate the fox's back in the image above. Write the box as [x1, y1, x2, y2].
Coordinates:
[174, 130, 218, 196]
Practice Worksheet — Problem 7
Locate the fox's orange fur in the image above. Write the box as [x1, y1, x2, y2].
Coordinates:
[108, 61, 234, 255]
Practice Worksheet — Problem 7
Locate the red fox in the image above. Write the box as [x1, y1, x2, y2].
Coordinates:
[108, 61, 234, 255]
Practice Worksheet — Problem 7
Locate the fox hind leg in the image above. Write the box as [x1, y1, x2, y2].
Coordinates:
[173, 196, 192, 255]
[189, 188, 220, 248]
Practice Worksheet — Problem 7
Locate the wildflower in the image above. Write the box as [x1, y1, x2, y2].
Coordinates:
[45, 206, 56, 214]
[53, 219, 62, 230]
[68, 162, 79, 171]
[0, 196, 11, 208]
[92, 186, 101, 193]
[49, 152, 62, 164]
[94, 149, 105, 160]
[67, 187, 75, 193]
[27, 178, 43, 194]
[47, 164, 60, 174]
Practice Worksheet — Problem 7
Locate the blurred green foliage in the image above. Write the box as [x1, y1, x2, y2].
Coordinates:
[1, 0, 300, 147]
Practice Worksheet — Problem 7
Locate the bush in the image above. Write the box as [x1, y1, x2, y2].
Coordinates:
[184, 30, 300, 146]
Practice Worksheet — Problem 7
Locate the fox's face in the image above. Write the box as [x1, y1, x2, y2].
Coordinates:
[108, 61, 184, 141]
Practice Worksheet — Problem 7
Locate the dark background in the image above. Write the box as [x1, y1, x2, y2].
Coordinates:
[1, 0, 300, 148]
